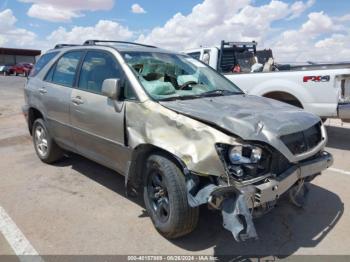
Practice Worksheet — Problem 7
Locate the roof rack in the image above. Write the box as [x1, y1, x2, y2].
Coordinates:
[83, 40, 157, 48]
[54, 44, 79, 49]
[221, 40, 257, 51]
[217, 40, 258, 73]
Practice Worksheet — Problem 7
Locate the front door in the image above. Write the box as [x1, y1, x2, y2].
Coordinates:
[70, 50, 129, 173]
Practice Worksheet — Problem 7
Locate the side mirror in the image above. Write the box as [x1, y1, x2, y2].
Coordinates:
[102, 78, 121, 100]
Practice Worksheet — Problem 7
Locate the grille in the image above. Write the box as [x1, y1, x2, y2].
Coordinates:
[281, 122, 322, 155]
[270, 152, 291, 175]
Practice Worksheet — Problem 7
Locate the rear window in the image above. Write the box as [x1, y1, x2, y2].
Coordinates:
[187, 52, 201, 60]
[29, 51, 59, 77]
[50, 51, 83, 87]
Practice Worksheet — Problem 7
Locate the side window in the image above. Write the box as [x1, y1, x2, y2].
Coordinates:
[202, 50, 211, 64]
[44, 64, 55, 82]
[188, 52, 201, 60]
[30, 51, 59, 77]
[51, 51, 83, 87]
[78, 51, 122, 94]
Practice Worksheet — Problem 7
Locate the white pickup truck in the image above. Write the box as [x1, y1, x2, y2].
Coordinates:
[184, 41, 350, 121]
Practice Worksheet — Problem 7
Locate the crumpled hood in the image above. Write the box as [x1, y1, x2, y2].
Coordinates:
[160, 94, 320, 142]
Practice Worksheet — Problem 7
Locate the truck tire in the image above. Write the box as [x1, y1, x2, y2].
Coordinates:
[143, 154, 199, 239]
[32, 119, 63, 164]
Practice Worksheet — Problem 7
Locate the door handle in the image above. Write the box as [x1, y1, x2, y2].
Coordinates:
[38, 88, 47, 94]
[71, 96, 84, 105]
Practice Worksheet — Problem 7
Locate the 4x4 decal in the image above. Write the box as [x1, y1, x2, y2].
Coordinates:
[303, 75, 330, 82]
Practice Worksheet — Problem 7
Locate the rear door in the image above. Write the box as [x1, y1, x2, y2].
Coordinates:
[70, 50, 129, 172]
[42, 50, 84, 149]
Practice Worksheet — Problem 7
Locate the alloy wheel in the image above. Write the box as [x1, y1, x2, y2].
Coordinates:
[147, 170, 170, 223]
[35, 125, 48, 157]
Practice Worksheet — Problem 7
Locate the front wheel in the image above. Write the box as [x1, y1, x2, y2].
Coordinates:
[32, 119, 63, 164]
[143, 154, 199, 239]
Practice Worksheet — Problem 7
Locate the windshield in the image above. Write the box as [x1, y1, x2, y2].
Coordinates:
[121, 51, 243, 101]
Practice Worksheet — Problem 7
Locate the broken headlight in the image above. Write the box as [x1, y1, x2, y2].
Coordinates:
[216, 143, 270, 180]
[228, 145, 262, 164]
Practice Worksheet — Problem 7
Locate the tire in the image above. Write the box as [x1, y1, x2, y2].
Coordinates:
[32, 118, 63, 164]
[143, 154, 199, 239]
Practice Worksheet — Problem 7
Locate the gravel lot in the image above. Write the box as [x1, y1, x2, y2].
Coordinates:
[0, 76, 350, 259]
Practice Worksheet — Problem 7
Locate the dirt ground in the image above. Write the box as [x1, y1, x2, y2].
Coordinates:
[0, 76, 350, 260]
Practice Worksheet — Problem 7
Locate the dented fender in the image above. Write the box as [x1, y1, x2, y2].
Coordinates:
[125, 100, 237, 176]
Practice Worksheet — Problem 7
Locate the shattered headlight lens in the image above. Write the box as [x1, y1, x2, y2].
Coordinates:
[216, 143, 270, 180]
[228, 145, 262, 164]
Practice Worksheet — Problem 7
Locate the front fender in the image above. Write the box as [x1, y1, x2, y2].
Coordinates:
[125, 100, 237, 177]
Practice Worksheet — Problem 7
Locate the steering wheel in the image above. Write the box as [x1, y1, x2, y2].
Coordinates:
[178, 81, 198, 90]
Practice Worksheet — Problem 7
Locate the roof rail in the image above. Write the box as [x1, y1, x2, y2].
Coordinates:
[83, 40, 157, 48]
[54, 44, 79, 49]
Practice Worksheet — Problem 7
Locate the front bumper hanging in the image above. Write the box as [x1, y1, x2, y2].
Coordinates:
[186, 151, 333, 241]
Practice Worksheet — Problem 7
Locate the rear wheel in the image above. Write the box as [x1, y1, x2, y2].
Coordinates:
[32, 119, 63, 163]
[143, 154, 199, 239]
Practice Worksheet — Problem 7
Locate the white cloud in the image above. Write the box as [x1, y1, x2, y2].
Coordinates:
[137, 0, 251, 50]
[300, 11, 334, 35]
[47, 20, 133, 45]
[27, 4, 83, 22]
[137, 0, 315, 51]
[0, 9, 38, 48]
[137, 0, 350, 63]
[19, 0, 114, 22]
[315, 34, 348, 49]
[0, 9, 17, 30]
[131, 3, 146, 14]
[288, 0, 315, 20]
[334, 14, 350, 22]
[271, 12, 347, 62]
[0, 9, 134, 51]
[3, 0, 349, 63]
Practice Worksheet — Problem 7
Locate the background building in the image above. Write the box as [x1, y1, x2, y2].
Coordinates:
[0, 47, 41, 65]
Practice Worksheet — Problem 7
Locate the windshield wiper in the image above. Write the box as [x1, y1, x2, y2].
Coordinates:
[158, 94, 202, 101]
[158, 90, 243, 102]
[199, 89, 242, 97]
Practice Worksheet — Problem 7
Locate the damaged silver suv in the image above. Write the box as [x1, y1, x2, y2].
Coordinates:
[23, 40, 333, 241]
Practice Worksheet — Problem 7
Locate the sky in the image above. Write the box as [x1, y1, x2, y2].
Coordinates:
[0, 0, 350, 62]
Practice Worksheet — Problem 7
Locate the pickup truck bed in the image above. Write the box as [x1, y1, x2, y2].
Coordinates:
[185, 45, 350, 121]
